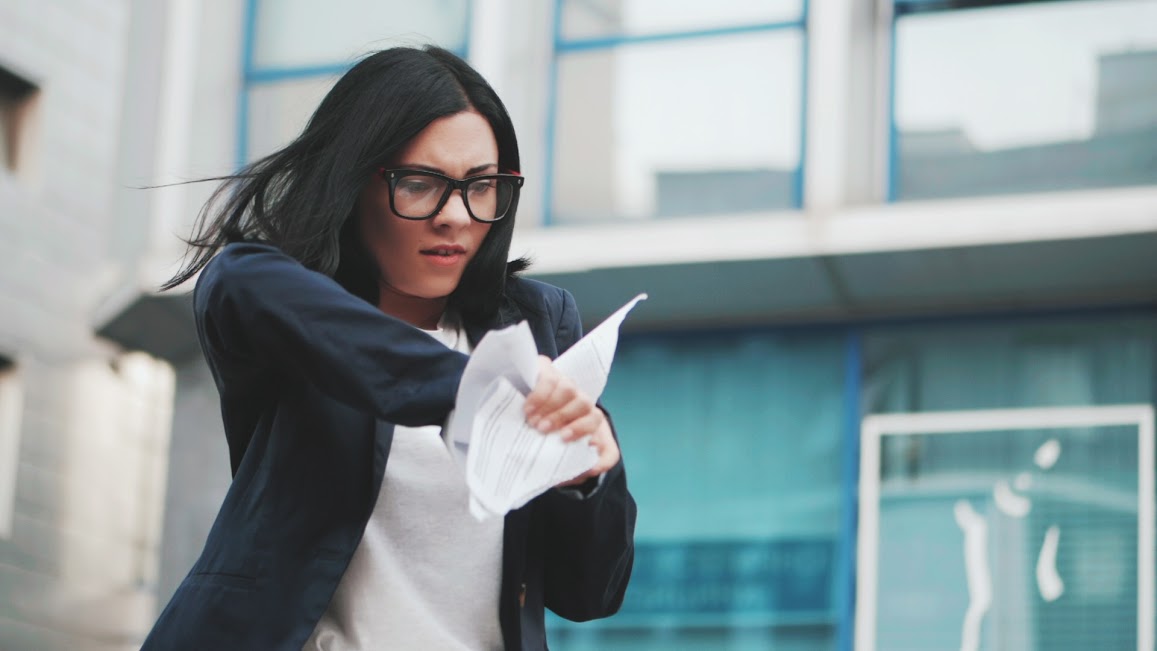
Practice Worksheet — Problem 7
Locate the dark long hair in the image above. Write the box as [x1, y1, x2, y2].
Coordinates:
[163, 46, 529, 322]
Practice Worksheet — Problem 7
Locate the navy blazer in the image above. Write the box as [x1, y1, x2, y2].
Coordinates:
[142, 242, 636, 650]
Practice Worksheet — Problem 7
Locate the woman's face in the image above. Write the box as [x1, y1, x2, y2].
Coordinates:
[357, 110, 498, 304]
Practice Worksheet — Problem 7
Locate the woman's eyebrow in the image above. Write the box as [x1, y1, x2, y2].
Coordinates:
[399, 163, 499, 176]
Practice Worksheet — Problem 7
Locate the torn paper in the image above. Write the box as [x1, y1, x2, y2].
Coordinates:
[446, 293, 647, 520]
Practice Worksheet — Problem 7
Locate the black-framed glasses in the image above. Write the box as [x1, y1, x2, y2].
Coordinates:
[380, 168, 525, 223]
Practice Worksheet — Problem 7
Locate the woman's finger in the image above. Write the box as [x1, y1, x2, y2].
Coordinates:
[557, 407, 601, 442]
[523, 356, 560, 419]
[591, 424, 620, 471]
[554, 421, 620, 487]
[530, 380, 579, 432]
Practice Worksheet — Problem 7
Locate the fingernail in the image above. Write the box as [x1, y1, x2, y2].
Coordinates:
[537, 419, 552, 432]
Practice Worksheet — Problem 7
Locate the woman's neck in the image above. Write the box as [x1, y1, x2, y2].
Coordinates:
[376, 283, 448, 330]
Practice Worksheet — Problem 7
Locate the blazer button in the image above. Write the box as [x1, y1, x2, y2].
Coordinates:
[519, 583, 527, 608]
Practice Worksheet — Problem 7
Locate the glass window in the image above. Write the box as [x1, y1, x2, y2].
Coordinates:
[560, 0, 802, 41]
[873, 424, 1142, 651]
[550, 331, 846, 650]
[242, 0, 471, 164]
[252, 0, 469, 69]
[892, 0, 1157, 200]
[551, 31, 803, 224]
[246, 75, 340, 162]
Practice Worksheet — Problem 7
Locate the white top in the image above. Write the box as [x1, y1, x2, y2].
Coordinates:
[303, 320, 505, 651]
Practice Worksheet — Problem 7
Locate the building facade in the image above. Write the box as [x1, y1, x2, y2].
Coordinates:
[4, 1, 1156, 650]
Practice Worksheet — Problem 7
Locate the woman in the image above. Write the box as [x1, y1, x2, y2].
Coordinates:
[142, 46, 635, 650]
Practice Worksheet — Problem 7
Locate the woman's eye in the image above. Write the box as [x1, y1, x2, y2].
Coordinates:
[468, 180, 497, 195]
[398, 179, 434, 194]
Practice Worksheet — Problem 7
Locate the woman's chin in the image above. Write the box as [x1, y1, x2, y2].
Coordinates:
[410, 284, 457, 301]
[380, 278, 457, 301]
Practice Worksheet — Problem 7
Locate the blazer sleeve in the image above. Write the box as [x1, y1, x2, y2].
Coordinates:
[194, 241, 467, 427]
[538, 288, 637, 621]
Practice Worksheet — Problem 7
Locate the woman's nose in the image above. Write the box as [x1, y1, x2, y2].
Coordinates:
[433, 189, 472, 227]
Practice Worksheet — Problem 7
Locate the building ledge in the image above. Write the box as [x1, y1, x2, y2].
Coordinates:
[516, 186, 1157, 329]
[515, 185, 1157, 274]
[94, 187, 1157, 355]
[96, 289, 198, 363]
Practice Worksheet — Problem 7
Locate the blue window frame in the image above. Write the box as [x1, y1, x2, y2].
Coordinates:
[888, 0, 1157, 201]
[545, 0, 811, 226]
[237, 0, 472, 166]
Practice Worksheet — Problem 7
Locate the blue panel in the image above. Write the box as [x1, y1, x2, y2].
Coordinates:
[603, 332, 845, 540]
[550, 329, 844, 650]
[623, 539, 835, 618]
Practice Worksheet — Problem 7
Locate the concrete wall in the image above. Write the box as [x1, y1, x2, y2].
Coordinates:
[0, 2, 176, 649]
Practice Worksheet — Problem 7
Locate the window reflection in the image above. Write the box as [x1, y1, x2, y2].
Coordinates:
[552, 32, 803, 224]
[253, 0, 468, 69]
[893, 0, 1157, 200]
[876, 427, 1139, 651]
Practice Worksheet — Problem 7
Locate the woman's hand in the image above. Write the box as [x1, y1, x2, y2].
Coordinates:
[524, 355, 620, 487]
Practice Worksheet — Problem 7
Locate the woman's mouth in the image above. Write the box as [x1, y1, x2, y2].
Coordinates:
[421, 245, 467, 266]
